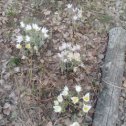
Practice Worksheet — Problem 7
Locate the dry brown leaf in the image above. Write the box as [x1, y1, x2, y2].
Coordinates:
[3, 103, 12, 115]
[46, 121, 53, 126]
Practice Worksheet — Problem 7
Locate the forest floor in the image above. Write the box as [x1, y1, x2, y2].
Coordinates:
[0, 0, 126, 126]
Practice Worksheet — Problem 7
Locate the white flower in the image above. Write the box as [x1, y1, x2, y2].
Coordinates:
[73, 7, 78, 12]
[73, 67, 78, 72]
[67, 4, 72, 9]
[61, 90, 68, 96]
[54, 100, 59, 105]
[54, 12, 59, 15]
[64, 86, 69, 91]
[83, 104, 91, 113]
[53, 105, 62, 113]
[25, 43, 31, 49]
[80, 63, 85, 68]
[73, 52, 81, 62]
[32, 24, 40, 31]
[83, 93, 90, 102]
[25, 35, 30, 42]
[26, 24, 32, 30]
[73, 15, 78, 21]
[44, 33, 49, 38]
[16, 44, 22, 49]
[75, 85, 82, 93]
[20, 22, 25, 28]
[71, 97, 79, 104]
[16, 35, 23, 43]
[41, 27, 48, 34]
[68, 52, 74, 61]
[70, 122, 80, 126]
[21, 55, 27, 59]
[57, 95, 63, 103]
[34, 46, 38, 51]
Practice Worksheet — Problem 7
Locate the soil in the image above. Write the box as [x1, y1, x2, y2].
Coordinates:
[0, 0, 126, 126]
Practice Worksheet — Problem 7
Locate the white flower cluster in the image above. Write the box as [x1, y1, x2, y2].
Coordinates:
[67, 4, 82, 21]
[20, 22, 49, 37]
[75, 85, 82, 93]
[58, 42, 81, 63]
[53, 85, 92, 113]
[53, 86, 69, 113]
[15, 21, 49, 50]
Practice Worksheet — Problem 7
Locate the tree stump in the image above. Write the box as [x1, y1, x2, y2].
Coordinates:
[93, 27, 126, 126]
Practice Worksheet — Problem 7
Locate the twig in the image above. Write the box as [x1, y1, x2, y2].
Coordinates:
[102, 79, 125, 90]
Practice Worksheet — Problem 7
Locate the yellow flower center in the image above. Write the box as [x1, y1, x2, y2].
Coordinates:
[83, 97, 89, 102]
[83, 93, 90, 102]
[82, 104, 91, 113]
[83, 107, 88, 111]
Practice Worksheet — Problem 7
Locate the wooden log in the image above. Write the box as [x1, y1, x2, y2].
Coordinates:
[93, 27, 126, 126]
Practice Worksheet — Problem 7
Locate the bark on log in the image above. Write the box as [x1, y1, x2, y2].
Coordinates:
[93, 27, 126, 126]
